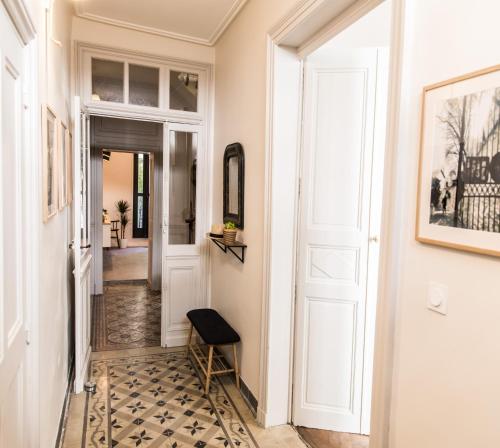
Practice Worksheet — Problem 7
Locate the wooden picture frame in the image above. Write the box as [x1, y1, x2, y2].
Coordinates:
[223, 142, 244, 229]
[416, 65, 500, 256]
[58, 121, 69, 209]
[42, 105, 58, 222]
[67, 132, 73, 205]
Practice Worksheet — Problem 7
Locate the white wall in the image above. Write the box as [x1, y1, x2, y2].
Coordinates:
[212, 0, 298, 397]
[389, 0, 500, 446]
[72, 16, 215, 64]
[36, 0, 74, 447]
[103, 151, 134, 240]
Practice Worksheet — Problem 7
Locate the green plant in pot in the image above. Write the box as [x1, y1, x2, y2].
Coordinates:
[116, 200, 131, 248]
[223, 221, 238, 245]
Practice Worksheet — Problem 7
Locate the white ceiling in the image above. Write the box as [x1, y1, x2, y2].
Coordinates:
[73, 0, 248, 46]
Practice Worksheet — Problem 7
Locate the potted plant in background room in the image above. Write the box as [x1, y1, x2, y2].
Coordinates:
[223, 221, 238, 245]
[116, 199, 131, 248]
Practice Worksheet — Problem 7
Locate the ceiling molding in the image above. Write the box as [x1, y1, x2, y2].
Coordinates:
[2, 0, 36, 44]
[208, 0, 247, 44]
[75, 0, 247, 47]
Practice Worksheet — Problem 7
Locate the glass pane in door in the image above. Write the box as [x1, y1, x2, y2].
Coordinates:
[129, 64, 160, 107]
[92, 58, 124, 103]
[169, 71, 198, 112]
[168, 131, 197, 244]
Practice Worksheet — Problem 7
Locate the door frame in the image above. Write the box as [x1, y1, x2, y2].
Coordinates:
[87, 111, 211, 345]
[259, 1, 405, 446]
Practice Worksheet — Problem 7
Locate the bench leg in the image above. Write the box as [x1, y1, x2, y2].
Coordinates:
[186, 324, 193, 358]
[205, 345, 214, 394]
[232, 343, 240, 390]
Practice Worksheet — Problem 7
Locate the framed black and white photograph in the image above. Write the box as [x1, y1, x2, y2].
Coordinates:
[416, 65, 500, 256]
[42, 105, 58, 222]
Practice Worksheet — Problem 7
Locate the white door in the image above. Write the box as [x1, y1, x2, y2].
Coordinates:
[73, 97, 92, 392]
[162, 123, 205, 347]
[0, 5, 29, 446]
[293, 48, 385, 433]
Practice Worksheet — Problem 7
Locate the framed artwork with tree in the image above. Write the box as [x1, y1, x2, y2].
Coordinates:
[416, 65, 500, 256]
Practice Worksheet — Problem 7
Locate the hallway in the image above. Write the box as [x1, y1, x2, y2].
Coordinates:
[2, 0, 499, 447]
[61, 347, 307, 448]
[92, 282, 161, 352]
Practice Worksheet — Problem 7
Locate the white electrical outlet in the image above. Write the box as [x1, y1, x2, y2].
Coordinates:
[427, 281, 448, 315]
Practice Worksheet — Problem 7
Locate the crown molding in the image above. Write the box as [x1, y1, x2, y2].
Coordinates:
[208, 0, 247, 44]
[75, 0, 247, 47]
[2, 0, 36, 44]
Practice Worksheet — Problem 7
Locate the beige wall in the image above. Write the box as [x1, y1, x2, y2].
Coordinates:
[212, 0, 298, 396]
[389, 0, 500, 446]
[37, 0, 74, 447]
[214, 1, 500, 444]
[103, 152, 135, 240]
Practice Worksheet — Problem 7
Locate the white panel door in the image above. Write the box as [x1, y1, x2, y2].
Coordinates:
[162, 123, 205, 347]
[73, 97, 92, 393]
[0, 5, 28, 446]
[293, 48, 380, 433]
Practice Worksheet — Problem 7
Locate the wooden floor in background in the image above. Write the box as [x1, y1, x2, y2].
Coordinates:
[296, 427, 369, 448]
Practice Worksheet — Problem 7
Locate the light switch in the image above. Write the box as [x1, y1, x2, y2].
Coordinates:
[427, 281, 448, 315]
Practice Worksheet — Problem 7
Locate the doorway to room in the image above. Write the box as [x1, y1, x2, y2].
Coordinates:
[103, 150, 151, 282]
[292, 2, 391, 447]
[91, 116, 163, 352]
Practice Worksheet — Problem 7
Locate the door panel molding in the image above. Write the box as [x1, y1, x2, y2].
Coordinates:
[293, 48, 378, 433]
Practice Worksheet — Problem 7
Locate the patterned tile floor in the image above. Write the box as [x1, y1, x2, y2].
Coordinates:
[92, 282, 161, 352]
[62, 347, 308, 448]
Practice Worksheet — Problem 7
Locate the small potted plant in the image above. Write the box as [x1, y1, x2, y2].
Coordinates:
[116, 200, 131, 248]
[223, 221, 238, 245]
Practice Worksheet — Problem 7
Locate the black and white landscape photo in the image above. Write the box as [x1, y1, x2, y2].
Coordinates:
[429, 85, 500, 233]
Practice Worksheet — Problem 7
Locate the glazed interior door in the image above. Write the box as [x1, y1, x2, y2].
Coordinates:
[162, 123, 204, 347]
[73, 96, 92, 393]
[293, 48, 380, 433]
[0, 4, 28, 445]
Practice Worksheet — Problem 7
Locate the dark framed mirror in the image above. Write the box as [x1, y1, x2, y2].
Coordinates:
[223, 143, 244, 229]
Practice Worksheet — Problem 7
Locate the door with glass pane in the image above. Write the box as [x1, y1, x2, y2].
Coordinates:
[133, 153, 149, 238]
[73, 96, 92, 393]
[162, 123, 204, 347]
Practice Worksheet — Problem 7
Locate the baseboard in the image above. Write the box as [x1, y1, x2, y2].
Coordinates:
[238, 377, 258, 416]
[54, 360, 75, 448]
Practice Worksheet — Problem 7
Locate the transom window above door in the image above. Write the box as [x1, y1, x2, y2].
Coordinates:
[88, 54, 202, 114]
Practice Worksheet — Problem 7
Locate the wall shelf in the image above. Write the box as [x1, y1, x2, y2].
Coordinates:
[207, 234, 247, 263]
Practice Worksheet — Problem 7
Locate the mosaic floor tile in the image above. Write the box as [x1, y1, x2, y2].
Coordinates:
[92, 282, 161, 352]
[82, 351, 259, 448]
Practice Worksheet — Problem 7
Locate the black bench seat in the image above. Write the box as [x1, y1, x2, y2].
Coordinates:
[186, 308, 240, 393]
[187, 309, 240, 345]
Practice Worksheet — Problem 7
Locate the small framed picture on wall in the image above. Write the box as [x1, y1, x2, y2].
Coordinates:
[42, 105, 58, 222]
[58, 121, 69, 210]
[67, 132, 73, 205]
[416, 64, 500, 256]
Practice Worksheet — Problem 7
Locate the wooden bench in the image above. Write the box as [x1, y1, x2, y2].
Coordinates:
[186, 309, 240, 394]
